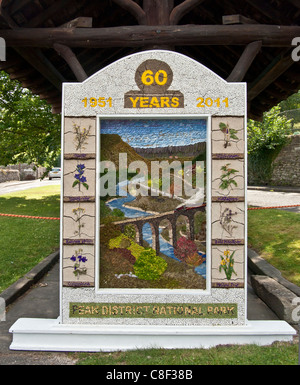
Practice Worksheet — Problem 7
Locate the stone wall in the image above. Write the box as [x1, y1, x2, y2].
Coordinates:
[270, 134, 300, 186]
[0, 169, 20, 183]
[0, 164, 47, 182]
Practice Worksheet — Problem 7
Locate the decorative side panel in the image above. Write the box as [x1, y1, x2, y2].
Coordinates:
[63, 117, 97, 287]
[211, 116, 245, 288]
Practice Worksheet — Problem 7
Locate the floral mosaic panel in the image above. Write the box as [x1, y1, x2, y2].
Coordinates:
[211, 117, 244, 154]
[63, 244, 95, 287]
[211, 202, 245, 241]
[211, 159, 244, 198]
[63, 203, 95, 240]
[63, 158, 96, 197]
[64, 117, 96, 154]
[211, 245, 244, 288]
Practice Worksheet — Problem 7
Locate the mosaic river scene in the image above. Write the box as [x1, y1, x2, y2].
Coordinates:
[99, 119, 207, 290]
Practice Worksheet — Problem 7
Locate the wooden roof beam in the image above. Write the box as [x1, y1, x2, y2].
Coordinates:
[286, 0, 300, 9]
[54, 43, 87, 82]
[248, 52, 296, 101]
[246, 0, 290, 24]
[25, 0, 74, 28]
[143, 0, 174, 26]
[170, 0, 205, 25]
[0, 2, 66, 91]
[222, 14, 259, 25]
[1, 25, 299, 48]
[227, 40, 262, 82]
[60, 17, 93, 29]
[15, 48, 66, 90]
[112, 0, 146, 24]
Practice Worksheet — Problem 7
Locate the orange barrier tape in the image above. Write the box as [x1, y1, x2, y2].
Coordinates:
[0, 213, 60, 220]
[0, 204, 299, 221]
[248, 205, 300, 210]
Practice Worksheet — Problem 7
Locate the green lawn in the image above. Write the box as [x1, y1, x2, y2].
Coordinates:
[248, 208, 300, 287]
[74, 342, 298, 365]
[0, 185, 60, 292]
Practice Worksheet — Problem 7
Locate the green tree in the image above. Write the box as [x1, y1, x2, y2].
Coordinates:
[247, 105, 292, 185]
[279, 91, 300, 112]
[0, 71, 61, 171]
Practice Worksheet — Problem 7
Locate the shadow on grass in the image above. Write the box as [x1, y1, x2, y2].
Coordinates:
[0, 195, 60, 217]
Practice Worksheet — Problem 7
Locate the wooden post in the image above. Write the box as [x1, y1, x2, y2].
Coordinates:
[143, 0, 174, 25]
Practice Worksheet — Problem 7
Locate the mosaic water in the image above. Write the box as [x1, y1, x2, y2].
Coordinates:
[100, 119, 207, 148]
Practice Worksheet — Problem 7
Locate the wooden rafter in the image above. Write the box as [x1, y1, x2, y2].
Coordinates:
[54, 43, 87, 82]
[286, 0, 300, 9]
[170, 0, 205, 25]
[246, 0, 290, 24]
[248, 52, 296, 101]
[112, 0, 146, 24]
[0, 0, 298, 119]
[25, 0, 74, 27]
[143, 0, 174, 26]
[0, 24, 299, 48]
[0, 1, 66, 91]
[227, 41, 262, 82]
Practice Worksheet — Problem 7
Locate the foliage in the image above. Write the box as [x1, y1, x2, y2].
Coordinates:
[219, 122, 238, 148]
[219, 250, 237, 280]
[72, 163, 89, 190]
[248, 106, 292, 154]
[123, 224, 136, 240]
[247, 105, 292, 184]
[100, 199, 124, 225]
[0, 71, 61, 170]
[279, 91, 300, 113]
[133, 248, 167, 281]
[70, 249, 88, 277]
[219, 163, 238, 190]
[174, 237, 198, 264]
[112, 248, 136, 265]
[100, 224, 122, 247]
[185, 252, 204, 267]
[108, 234, 144, 259]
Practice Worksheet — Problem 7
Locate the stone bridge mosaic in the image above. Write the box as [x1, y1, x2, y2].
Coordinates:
[110, 205, 206, 254]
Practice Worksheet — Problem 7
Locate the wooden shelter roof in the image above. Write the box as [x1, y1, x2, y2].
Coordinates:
[0, 0, 299, 119]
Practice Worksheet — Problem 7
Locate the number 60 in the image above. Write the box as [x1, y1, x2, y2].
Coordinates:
[141, 69, 168, 86]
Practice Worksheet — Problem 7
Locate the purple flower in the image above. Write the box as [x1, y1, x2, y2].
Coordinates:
[76, 164, 85, 174]
[70, 255, 76, 262]
[78, 255, 87, 263]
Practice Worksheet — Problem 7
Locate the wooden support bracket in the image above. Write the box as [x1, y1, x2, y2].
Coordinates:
[54, 43, 87, 82]
[227, 40, 262, 82]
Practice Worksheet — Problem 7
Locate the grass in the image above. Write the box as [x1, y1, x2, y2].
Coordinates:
[0, 185, 60, 292]
[248, 208, 300, 287]
[74, 342, 298, 365]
